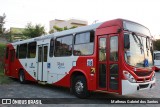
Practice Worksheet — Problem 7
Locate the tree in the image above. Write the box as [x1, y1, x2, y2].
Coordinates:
[49, 29, 54, 34]
[23, 23, 46, 38]
[0, 13, 6, 36]
[153, 39, 160, 51]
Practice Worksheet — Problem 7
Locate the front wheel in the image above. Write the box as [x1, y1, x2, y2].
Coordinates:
[19, 70, 26, 84]
[72, 76, 89, 98]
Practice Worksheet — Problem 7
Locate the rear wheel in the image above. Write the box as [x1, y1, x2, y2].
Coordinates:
[72, 76, 89, 98]
[19, 70, 26, 84]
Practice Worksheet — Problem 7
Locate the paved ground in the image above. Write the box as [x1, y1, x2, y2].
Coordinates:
[0, 72, 160, 107]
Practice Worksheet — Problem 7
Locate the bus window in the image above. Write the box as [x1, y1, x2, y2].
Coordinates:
[55, 35, 72, 57]
[49, 38, 54, 57]
[44, 46, 48, 62]
[19, 43, 27, 59]
[16, 45, 19, 58]
[110, 36, 118, 61]
[99, 38, 106, 61]
[74, 31, 94, 56]
[27, 42, 37, 58]
[10, 50, 15, 62]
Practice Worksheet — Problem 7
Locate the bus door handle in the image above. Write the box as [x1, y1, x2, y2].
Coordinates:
[111, 77, 118, 80]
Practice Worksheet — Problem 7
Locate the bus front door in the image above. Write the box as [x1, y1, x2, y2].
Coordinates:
[98, 34, 119, 93]
[37, 45, 48, 82]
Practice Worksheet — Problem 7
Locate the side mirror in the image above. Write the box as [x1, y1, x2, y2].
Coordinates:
[124, 34, 130, 49]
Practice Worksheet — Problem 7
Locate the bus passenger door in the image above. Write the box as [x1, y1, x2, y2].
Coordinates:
[37, 45, 48, 82]
[98, 36, 107, 89]
[108, 35, 119, 93]
[98, 34, 119, 93]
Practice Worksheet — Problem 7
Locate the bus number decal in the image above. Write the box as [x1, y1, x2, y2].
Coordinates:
[87, 59, 93, 66]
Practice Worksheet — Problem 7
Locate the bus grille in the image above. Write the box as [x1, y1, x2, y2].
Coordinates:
[134, 71, 152, 77]
[139, 84, 149, 89]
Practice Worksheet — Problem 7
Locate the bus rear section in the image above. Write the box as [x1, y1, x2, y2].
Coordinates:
[4, 44, 16, 78]
[154, 51, 160, 72]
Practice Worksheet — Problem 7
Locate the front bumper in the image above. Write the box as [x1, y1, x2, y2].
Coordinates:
[122, 79, 156, 95]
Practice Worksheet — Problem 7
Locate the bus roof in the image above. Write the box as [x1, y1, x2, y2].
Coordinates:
[10, 22, 103, 45]
[9, 18, 148, 45]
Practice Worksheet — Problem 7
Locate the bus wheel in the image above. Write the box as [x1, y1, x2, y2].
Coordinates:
[19, 70, 26, 84]
[72, 76, 89, 98]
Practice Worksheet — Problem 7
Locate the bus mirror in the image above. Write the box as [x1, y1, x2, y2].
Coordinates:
[124, 34, 130, 49]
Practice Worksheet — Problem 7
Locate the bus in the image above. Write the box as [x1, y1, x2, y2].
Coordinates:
[4, 19, 155, 98]
[153, 51, 160, 72]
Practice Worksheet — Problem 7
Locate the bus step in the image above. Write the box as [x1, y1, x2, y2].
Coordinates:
[38, 81, 47, 85]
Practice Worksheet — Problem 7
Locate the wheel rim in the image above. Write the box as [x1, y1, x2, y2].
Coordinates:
[20, 73, 23, 82]
[75, 81, 84, 94]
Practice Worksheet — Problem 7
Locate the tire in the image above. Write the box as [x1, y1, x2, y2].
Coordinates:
[72, 76, 89, 98]
[19, 70, 26, 84]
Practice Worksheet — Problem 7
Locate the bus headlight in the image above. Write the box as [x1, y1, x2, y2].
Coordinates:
[151, 73, 155, 81]
[123, 71, 136, 83]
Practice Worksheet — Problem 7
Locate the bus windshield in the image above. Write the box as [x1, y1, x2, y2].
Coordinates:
[124, 33, 153, 68]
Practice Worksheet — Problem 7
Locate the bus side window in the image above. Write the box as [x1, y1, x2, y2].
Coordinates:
[55, 35, 72, 57]
[49, 38, 54, 57]
[27, 42, 37, 58]
[74, 31, 94, 56]
[19, 43, 27, 59]
[16, 45, 19, 58]
[10, 50, 15, 62]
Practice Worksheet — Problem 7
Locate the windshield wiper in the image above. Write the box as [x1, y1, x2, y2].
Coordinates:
[132, 32, 144, 54]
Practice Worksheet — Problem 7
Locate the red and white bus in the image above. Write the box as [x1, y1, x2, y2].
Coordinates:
[4, 19, 155, 98]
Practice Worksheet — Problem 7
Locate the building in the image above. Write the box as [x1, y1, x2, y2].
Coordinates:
[49, 19, 88, 32]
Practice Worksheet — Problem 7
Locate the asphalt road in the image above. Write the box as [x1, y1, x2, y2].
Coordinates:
[0, 72, 160, 107]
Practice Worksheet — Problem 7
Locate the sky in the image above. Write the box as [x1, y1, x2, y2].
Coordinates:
[1, 0, 160, 38]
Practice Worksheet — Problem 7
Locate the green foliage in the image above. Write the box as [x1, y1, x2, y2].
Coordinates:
[49, 29, 54, 34]
[52, 25, 77, 32]
[0, 43, 6, 62]
[153, 39, 160, 51]
[23, 23, 46, 38]
[0, 13, 6, 36]
[70, 26, 77, 29]
[53, 26, 63, 32]
[0, 70, 13, 84]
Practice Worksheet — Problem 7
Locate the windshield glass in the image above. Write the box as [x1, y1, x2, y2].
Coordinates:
[123, 21, 151, 36]
[124, 33, 153, 67]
